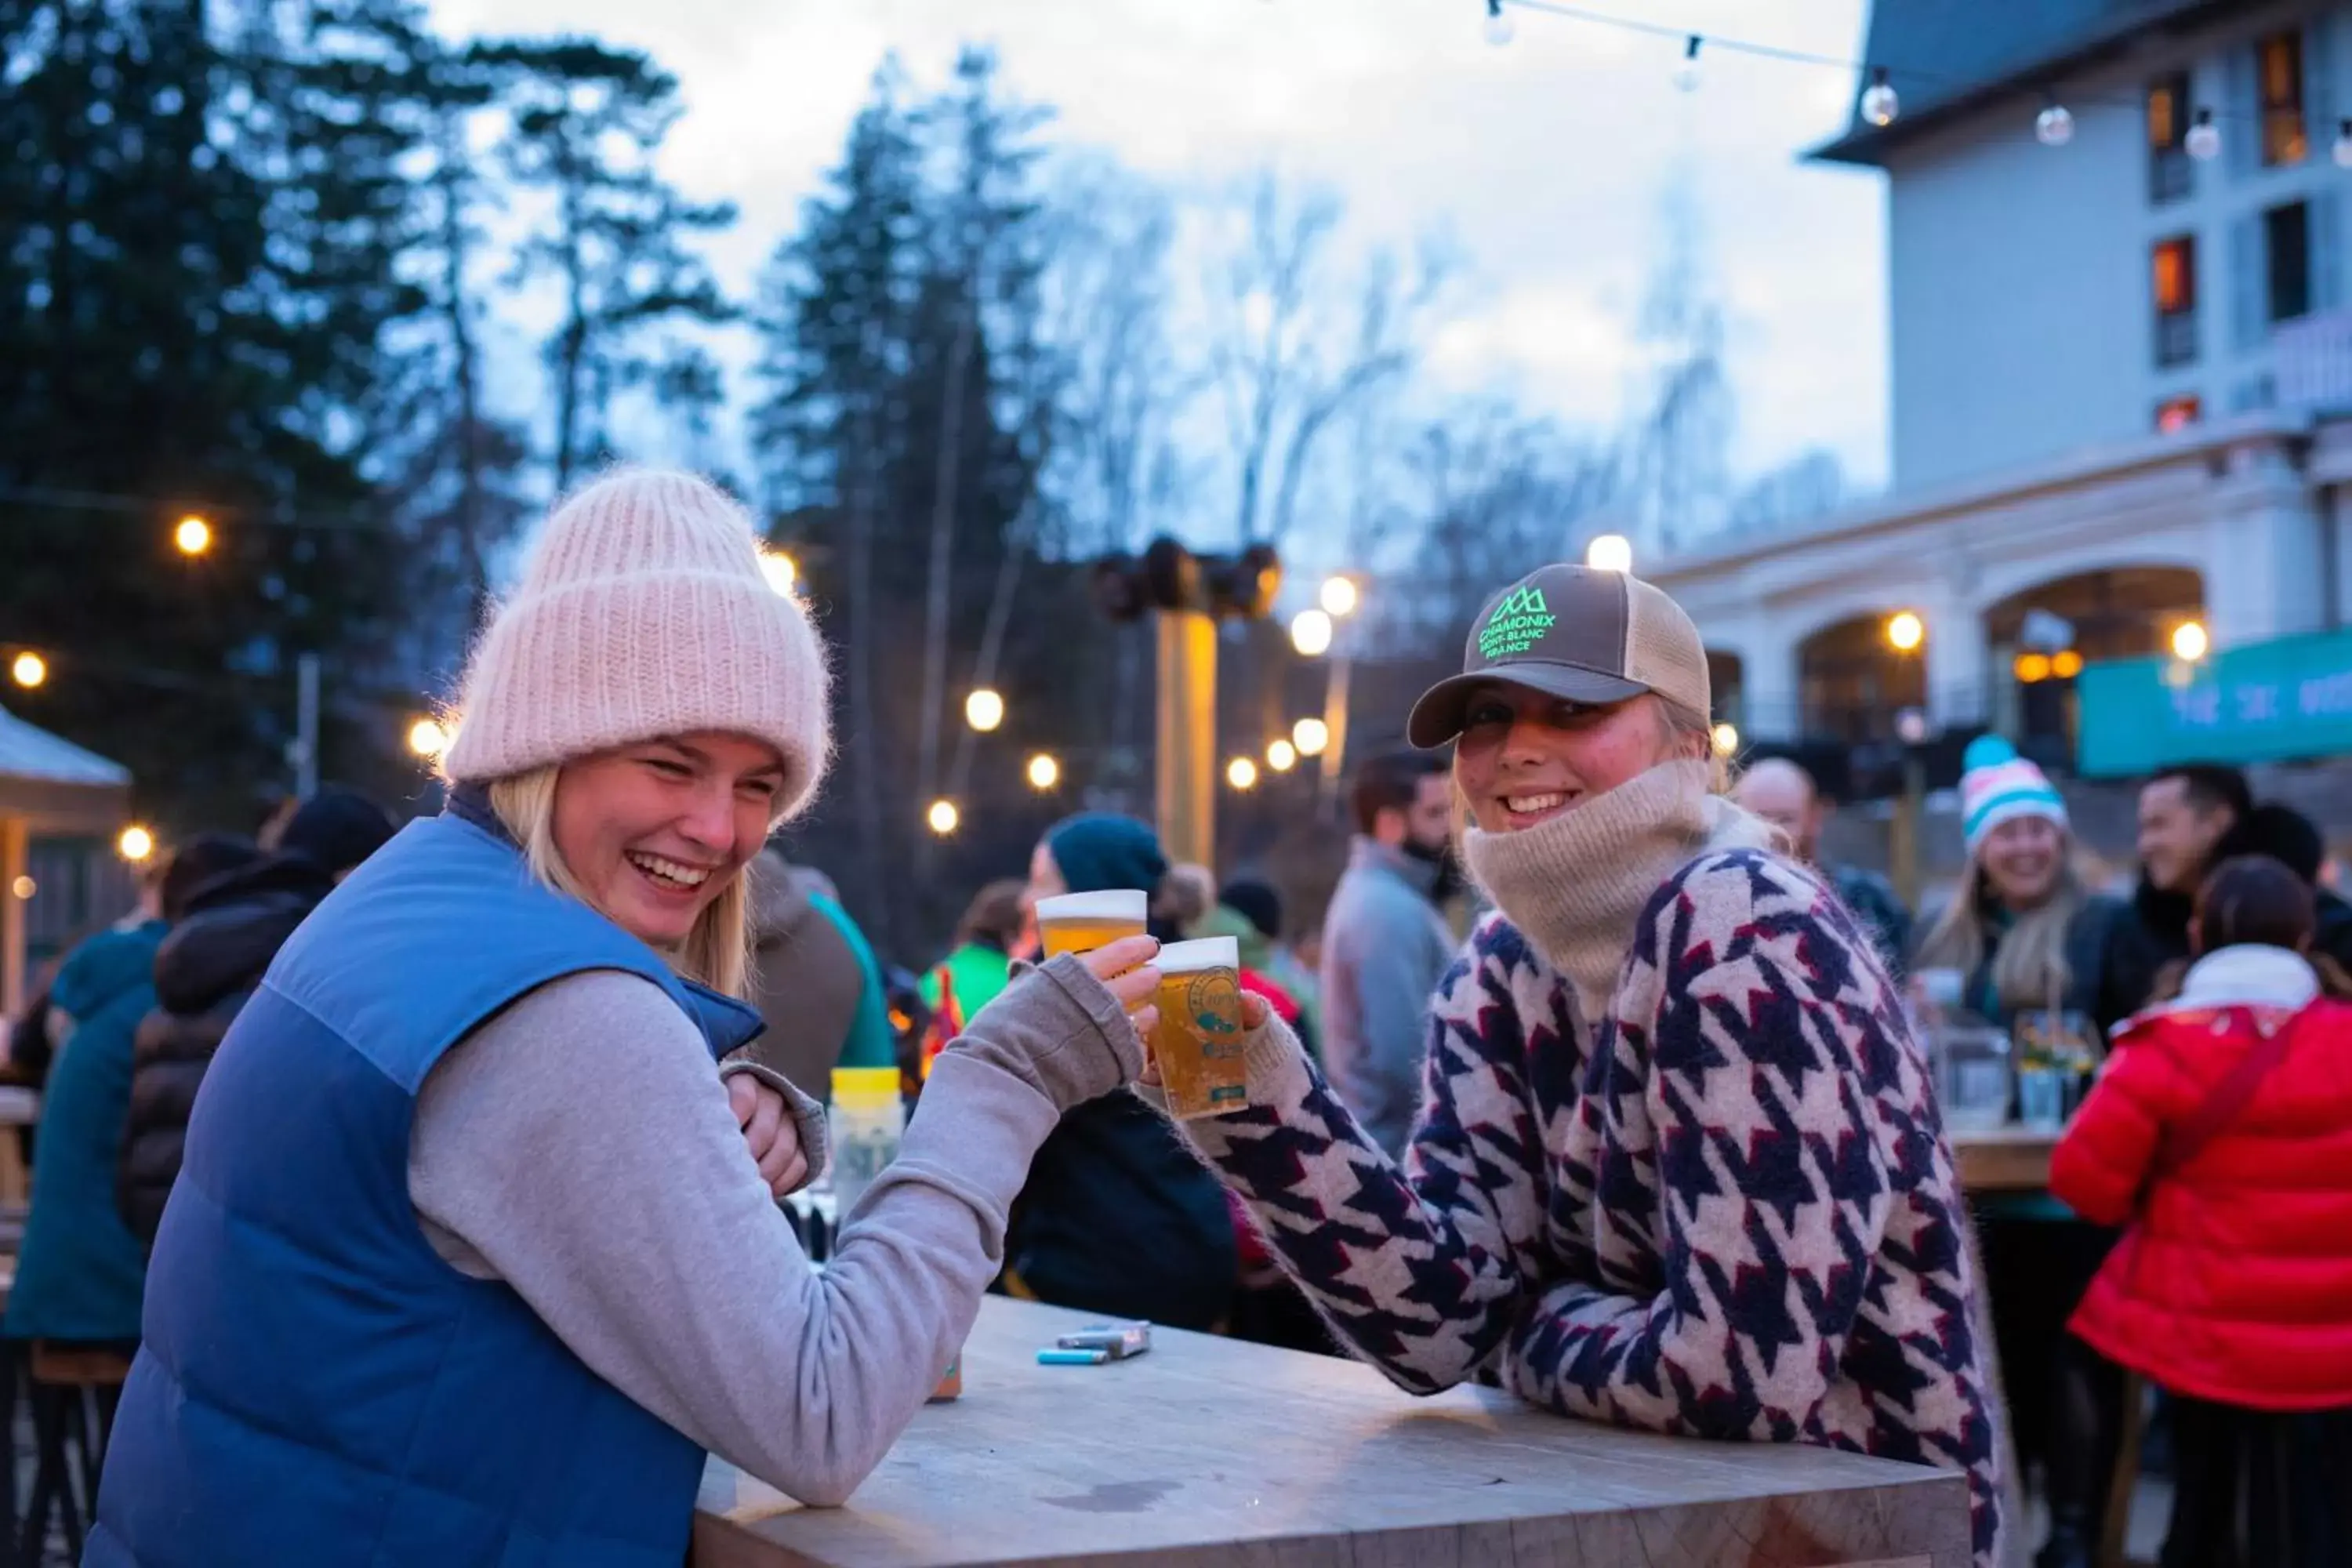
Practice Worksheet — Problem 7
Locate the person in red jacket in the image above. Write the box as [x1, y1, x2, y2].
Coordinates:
[2051, 854, 2352, 1568]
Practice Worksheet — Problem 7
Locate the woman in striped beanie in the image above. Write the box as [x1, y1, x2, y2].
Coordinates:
[1915, 734, 2129, 1568]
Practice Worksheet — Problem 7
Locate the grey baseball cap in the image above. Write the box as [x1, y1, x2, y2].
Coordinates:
[1406, 564, 1712, 749]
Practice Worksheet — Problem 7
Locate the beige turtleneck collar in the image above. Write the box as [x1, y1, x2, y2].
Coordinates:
[1461, 758, 1780, 1015]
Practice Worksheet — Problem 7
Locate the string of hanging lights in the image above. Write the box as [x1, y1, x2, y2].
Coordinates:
[1471, 0, 2352, 168]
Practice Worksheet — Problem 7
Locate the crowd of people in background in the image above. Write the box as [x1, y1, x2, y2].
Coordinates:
[1, 467, 2348, 1566]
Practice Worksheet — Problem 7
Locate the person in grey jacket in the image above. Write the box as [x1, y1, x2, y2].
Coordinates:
[1320, 747, 1457, 1155]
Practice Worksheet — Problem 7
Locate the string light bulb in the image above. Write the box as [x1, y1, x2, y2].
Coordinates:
[2035, 101, 2074, 147]
[1266, 739, 1298, 772]
[2334, 118, 2352, 169]
[1226, 756, 1260, 791]
[9, 652, 45, 689]
[1674, 34, 1702, 93]
[2172, 620, 2210, 662]
[1860, 67, 1899, 128]
[1483, 0, 1514, 47]
[408, 718, 450, 759]
[1025, 753, 1061, 792]
[1290, 608, 1334, 658]
[2186, 107, 2220, 161]
[1584, 533, 1633, 574]
[1886, 611, 1926, 653]
[174, 514, 213, 556]
[118, 825, 156, 863]
[758, 550, 798, 596]
[1292, 717, 1330, 757]
[927, 799, 960, 836]
[964, 688, 1005, 733]
[1319, 575, 1359, 618]
[1710, 723, 1739, 758]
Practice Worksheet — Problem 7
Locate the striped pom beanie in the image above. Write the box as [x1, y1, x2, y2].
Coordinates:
[441, 469, 832, 819]
[1959, 735, 2067, 853]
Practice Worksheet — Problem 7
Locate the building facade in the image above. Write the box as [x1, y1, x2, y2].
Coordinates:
[1648, 1, 2352, 782]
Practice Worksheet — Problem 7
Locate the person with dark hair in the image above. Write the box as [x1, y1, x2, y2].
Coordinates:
[119, 792, 397, 1245]
[1322, 747, 1456, 1154]
[918, 878, 1029, 1051]
[2053, 854, 2352, 1567]
[1733, 755, 1911, 977]
[1215, 876, 1321, 1054]
[7, 835, 260, 1356]
[2108, 763, 2256, 1020]
[1004, 814, 1237, 1330]
[2234, 801, 2352, 972]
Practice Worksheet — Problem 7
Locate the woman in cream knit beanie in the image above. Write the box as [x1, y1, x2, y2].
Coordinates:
[444, 467, 830, 996]
[97, 463, 1171, 1564]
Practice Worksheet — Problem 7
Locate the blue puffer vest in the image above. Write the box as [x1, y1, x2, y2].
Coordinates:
[89, 804, 762, 1567]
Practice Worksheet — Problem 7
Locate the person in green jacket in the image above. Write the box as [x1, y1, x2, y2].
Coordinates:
[919, 880, 1028, 1036]
[7, 834, 258, 1349]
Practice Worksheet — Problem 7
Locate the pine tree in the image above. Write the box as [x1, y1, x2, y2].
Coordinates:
[484, 38, 736, 492]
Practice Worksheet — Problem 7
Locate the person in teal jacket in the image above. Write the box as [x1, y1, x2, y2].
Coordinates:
[746, 848, 895, 1092]
[7, 835, 257, 1348]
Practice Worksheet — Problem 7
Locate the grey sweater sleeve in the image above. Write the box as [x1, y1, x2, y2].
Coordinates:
[408, 967, 1086, 1508]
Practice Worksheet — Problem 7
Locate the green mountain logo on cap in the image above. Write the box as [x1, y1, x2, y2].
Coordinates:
[1478, 585, 1555, 661]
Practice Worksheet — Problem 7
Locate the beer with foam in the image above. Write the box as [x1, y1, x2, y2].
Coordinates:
[1035, 889, 1148, 960]
[1149, 936, 1249, 1120]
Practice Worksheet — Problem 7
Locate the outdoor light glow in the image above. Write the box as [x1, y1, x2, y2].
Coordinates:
[1710, 723, 1739, 758]
[9, 877, 33, 902]
[1226, 757, 1260, 791]
[1290, 608, 1334, 657]
[927, 799, 960, 835]
[9, 652, 45, 689]
[1026, 753, 1061, 791]
[1319, 576, 1359, 618]
[2172, 620, 2210, 662]
[2186, 107, 2220, 161]
[408, 718, 450, 759]
[1860, 67, 1900, 127]
[118, 825, 155, 863]
[1895, 708, 1931, 746]
[758, 550, 798, 596]
[1584, 533, 1633, 574]
[2053, 650, 2085, 679]
[964, 688, 1005, 732]
[1886, 612, 1926, 653]
[2035, 103, 2075, 147]
[2015, 652, 2053, 684]
[174, 514, 213, 556]
[1266, 739, 1298, 772]
[1292, 717, 1330, 757]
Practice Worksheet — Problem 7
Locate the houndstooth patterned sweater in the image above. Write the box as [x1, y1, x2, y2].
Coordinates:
[1179, 828, 2005, 1564]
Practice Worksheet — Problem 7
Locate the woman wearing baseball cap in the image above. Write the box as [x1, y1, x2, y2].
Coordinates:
[1160, 563, 2005, 1564]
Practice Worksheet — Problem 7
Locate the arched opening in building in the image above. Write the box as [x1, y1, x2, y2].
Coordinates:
[1981, 566, 2206, 771]
[1798, 613, 1930, 745]
[1706, 650, 1745, 731]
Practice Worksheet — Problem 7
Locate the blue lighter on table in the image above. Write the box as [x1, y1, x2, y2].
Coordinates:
[1037, 1347, 1110, 1366]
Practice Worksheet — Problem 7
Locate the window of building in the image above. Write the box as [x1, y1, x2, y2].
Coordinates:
[2267, 200, 2311, 321]
[2147, 71, 2193, 203]
[2259, 31, 2308, 166]
[2154, 394, 2202, 434]
[2154, 234, 2198, 367]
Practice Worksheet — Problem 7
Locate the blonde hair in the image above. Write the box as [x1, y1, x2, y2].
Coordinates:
[487, 766, 753, 997]
[1657, 698, 1732, 794]
[1913, 852, 2088, 1015]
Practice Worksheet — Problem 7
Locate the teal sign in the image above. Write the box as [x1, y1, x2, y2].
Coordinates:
[2077, 626, 2352, 777]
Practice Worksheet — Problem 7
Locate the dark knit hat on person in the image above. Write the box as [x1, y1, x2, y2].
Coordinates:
[158, 834, 264, 923]
[1218, 877, 1284, 942]
[278, 786, 397, 878]
[1044, 814, 1168, 898]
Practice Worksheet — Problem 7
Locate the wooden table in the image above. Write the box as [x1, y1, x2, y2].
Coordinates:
[693, 1297, 1972, 1568]
[1950, 1126, 2058, 1192]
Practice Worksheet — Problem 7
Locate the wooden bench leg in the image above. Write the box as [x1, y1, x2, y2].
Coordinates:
[2100, 1370, 2146, 1568]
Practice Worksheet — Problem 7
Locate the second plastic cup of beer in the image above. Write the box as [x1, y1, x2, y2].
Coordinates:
[1034, 890, 1148, 959]
[1149, 936, 1249, 1120]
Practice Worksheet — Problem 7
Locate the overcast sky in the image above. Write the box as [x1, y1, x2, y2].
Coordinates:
[424, 0, 1889, 495]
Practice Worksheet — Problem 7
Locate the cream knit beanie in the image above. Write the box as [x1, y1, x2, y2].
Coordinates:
[441, 468, 831, 818]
